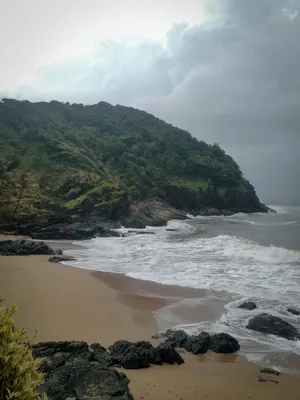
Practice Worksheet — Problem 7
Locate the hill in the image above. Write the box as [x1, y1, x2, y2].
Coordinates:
[0, 98, 267, 235]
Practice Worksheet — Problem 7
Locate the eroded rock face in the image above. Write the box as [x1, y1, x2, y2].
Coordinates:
[238, 301, 257, 311]
[108, 340, 162, 369]
[0, 240, 57, 256]
[209, 333, 240, 353]
[246, 313, 300, 340]
[39, 363, 133, 400]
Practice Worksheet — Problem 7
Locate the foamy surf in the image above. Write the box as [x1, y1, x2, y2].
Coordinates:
[64, 204, 300, 375]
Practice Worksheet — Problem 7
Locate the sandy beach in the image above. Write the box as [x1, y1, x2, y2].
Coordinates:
[1, 247, 300, 399]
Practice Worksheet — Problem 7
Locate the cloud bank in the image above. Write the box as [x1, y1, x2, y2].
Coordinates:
[10, 0, 300, 203]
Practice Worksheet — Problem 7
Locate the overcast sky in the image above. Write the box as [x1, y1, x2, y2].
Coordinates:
[0, 0, 299, 204]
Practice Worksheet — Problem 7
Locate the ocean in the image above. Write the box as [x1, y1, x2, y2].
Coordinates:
[64, 205, 300, 375]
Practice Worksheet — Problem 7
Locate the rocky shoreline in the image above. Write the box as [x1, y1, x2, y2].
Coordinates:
[1, 198, 275, 241]
[32, 330, 241, 400]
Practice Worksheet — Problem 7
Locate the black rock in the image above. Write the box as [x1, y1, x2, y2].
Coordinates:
[209, 333, 240, 353]
[183, 332, 211, 354]
[287, 308, 300, 316]
[39, 363, 133, 400]
[122, 218, 146, 229]
[90, 343, 113, 368]
[260, 367, 280, 376]
[162, 329, 189, 347]
[32, 341, 93, 373]
[238, 301, 257, 311]
[127, 230, 156, 235]
[108, 340, 161, 369]
[156, 342, 184, 365]
[48, 256, 73, 263]
[0, 240, 57, 256]
[246, 313, 300, 340]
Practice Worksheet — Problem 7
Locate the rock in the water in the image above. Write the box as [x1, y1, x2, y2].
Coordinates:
[48, 256, 73, 263]
[39, 363, 133, 400]
[260, 367, 280, 376]
[246, 313, 300, 340]
[122, 218, 146, 229]
[287, 308, 300, 316]
[108, 340, 161, 369]
[238, 301, 257, 311]
[0, 240, 57, 256]
[183, 333, 211, 354]
[209, 333, 240, 353]
[156, 342, 184, 365]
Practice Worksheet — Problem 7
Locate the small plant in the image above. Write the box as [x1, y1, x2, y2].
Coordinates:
[0, 298, 47, 400]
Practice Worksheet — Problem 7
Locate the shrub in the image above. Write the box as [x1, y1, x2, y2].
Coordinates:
[0, 298, 47, 400]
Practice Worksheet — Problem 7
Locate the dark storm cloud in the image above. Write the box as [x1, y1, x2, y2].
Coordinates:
[17, 0, 300, 203]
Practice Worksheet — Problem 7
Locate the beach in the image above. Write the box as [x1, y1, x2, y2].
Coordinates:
[1, 248, 300, 400]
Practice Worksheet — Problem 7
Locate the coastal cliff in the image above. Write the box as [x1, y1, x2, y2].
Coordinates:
[0, 99, 268, 237]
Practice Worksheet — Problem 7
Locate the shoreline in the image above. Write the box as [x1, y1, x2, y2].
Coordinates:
[1, 240, 300, 398]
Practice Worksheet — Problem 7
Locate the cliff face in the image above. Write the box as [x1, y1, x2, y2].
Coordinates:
[0, 98, 267, 227]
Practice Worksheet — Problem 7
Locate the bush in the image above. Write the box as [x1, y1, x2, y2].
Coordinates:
[0, 298, 47, 400]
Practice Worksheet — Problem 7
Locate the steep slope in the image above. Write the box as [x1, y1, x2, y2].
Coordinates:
[0, 98, 267, 227]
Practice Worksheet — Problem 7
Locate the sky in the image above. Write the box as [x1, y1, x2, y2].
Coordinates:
[0, 0, 299, 204]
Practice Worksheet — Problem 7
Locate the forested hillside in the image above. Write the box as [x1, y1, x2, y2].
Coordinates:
[0, 98, 266, 224]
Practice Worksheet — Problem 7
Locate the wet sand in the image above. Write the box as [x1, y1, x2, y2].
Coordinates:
[1, 247, 300, 399]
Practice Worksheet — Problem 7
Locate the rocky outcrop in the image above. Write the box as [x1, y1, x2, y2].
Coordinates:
[238, 301, 257, 311]
[40, 364, 133, 400]
[0, 240, 58, 256]
[287, 308, 300, 316]
[209, 333, 240, 353]
[154, 329, 240, 355]
[246, 313, 300, 340]
[32, 340, 184, 399]
[15, 212, 123, 240]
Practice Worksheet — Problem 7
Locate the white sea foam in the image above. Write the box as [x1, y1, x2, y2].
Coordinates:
[64, 206, 300, 374]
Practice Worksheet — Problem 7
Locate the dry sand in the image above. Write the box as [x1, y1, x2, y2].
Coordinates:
[0, 249, 300, 399]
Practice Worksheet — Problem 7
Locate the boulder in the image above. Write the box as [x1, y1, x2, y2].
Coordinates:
[122, 218, 146, 229]
[90, 343, 113, 368]
[162, 329, 189, 347]
[0, 240, 57, 256]
[260, 367, 280, 376]
[209, 333, 240, 353]
[39, 363, 133, 400]
[238, 301, 257, 311]
[287, 308, 300, 316]
[156, 342, 184, 365]
[183, 332, 210, 354]
[108, 340, 162, 369]
[246, 313, 300, 340]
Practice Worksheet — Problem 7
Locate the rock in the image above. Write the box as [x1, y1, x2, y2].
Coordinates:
[0, 240, 57, 256]
[122, 218, 146, 229]
[246, 313, 300, 340]
[48, 256, 74, 263]
[156, 342, 184, 365]
[31, 341, 93, 373]
[260, 367, 280, 376]
[238, 301, 257, 311]
[166, 228, 179, 232]
[162, 329, 189, 347]
[287, 308, 300, 316]
[39, 363, 133, 400]
[108, 340, 161, 369]
[183, 332, 210, 354]
[209, 333, 240, 353]
[90, 343, 113, 368]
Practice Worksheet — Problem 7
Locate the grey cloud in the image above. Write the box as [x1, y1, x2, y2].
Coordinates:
[14, 0, 300, 203]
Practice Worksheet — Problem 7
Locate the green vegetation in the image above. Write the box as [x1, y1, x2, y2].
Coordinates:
[0, 98, 262, 222]
[0, 298, 47, 399]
